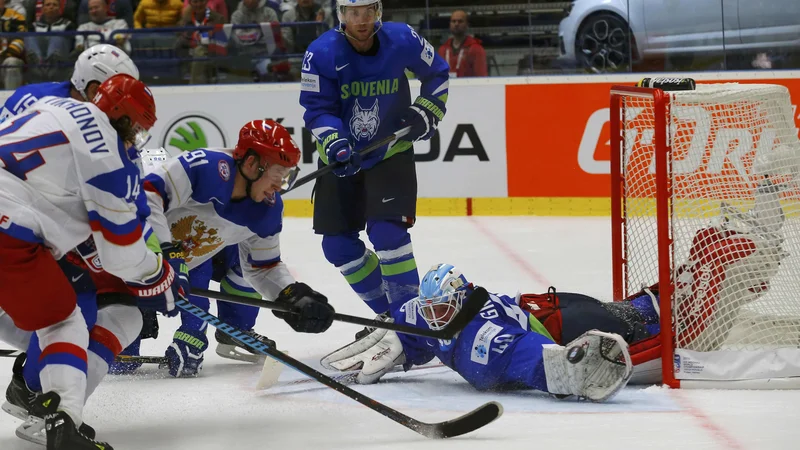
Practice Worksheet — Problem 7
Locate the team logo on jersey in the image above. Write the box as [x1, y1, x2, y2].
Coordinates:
[218, 160, 230, 181]
[349, 99, 380, 141]
[170, 215, 224, 264]
[161, 114, 227, 154]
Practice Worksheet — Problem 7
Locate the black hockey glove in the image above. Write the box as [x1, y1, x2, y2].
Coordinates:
[273, 282, 335, 334]
[398, 95, 446, 142]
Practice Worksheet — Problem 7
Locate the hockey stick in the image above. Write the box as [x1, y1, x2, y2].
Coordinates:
[0, 350, 169, 366]
[191, 286, 490, 340]
[275, 362, 447, 390]
[280, 126, 411, 195]
[175, 297, 502, 439]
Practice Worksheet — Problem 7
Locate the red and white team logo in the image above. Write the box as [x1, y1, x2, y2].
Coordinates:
[218, 160, 230, 181]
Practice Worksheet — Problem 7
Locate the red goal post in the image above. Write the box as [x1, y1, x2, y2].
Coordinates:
[610, 83, 800, 389]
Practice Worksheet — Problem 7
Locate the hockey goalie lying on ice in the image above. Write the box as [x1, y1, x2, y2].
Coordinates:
[322, 178, 786, 402]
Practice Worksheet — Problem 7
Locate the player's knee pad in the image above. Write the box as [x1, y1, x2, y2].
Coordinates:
[321, 232, 366, 267]
[366, 220, 411, 252]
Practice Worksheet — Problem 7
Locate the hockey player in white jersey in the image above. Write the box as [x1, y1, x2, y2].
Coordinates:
[142, 119, 336, 377]
[0, 74, 188, 450]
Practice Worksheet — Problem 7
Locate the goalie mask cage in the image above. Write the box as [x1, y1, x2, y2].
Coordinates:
[610, 83, 800, 389]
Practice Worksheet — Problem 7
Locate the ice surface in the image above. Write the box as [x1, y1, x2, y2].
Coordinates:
[1, 217, 797, 449]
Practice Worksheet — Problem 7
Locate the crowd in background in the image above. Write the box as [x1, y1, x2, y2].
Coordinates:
[1, 0, 797, 89]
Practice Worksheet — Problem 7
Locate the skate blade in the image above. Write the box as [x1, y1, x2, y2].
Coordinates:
[216, 343, 267, 364]
[1, 400, 28, 420]
[15, 415, 46, 446]
[255, 351, 287, 390]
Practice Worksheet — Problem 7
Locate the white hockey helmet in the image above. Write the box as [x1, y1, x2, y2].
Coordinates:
[336, 0, 382, 33]
[71, 44, 140, 100]
[136, 147, 170, 176]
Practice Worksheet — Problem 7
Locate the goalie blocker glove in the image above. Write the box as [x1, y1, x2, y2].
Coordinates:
[543, 330, 633, 402]
[127, 242, 190, 316]
[273, 282, 335, 333]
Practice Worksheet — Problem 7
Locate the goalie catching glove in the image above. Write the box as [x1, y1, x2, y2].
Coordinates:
[321, 323, 406, 385]
[543, 330, 633, 402]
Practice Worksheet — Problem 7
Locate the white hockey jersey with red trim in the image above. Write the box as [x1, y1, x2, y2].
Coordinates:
[143, 148, 294, 300]
[0, 96, 161, 284]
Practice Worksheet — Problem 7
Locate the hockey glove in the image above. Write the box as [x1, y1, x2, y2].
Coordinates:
[273, 282, 335, 334]
[320, 327, 406, 384]
[322, 131, 361, 177]
[398, 95, 446, 142]
[127, 242, 189, 317]
[164, 327, 208, 377]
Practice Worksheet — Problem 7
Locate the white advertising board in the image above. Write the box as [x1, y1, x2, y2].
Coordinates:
[146, 82, 507, 199]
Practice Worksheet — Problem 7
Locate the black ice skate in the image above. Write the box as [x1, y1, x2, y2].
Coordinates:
[30, 391, 111, 450]
[215, 329, 275, 363]
[4, 353, 97, 447]
[2, 352, 37, 420]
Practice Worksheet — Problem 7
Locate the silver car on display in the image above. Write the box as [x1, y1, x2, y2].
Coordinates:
[558, 0, 800, 72]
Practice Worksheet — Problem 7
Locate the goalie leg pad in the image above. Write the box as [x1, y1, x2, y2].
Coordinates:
[543, 330, 633, 402]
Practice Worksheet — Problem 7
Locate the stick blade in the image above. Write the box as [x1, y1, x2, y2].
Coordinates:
[416, 401, 503, 439]
[439, 287, 490, 339]
[255, 352, 287, 390]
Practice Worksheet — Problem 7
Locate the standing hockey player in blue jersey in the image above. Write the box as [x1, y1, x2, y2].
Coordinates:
[299, 0, 450, 337]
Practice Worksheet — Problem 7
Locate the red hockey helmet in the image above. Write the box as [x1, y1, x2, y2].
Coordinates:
[93, 74, 157, 147]
[234, 120, 301, 168]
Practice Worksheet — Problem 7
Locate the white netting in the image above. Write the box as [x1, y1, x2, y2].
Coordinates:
[618, 83, 800, 382]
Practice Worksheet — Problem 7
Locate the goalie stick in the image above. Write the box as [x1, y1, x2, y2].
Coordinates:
[191, 286, 490, 340]
[175, 297, 503, 439]
[280, 126, 411, 195]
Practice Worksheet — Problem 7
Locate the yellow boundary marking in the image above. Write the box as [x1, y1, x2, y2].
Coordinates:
[283, 197, 800, 217]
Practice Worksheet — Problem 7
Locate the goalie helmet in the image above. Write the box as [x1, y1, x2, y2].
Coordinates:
[414, 264, 471, 330]
[336, 0, 383, 34]
[72, 44, 139, 100]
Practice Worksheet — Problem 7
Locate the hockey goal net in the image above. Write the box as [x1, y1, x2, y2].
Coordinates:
[611, 83, 800, 389]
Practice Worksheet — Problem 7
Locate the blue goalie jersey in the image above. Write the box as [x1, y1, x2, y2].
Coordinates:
[299, 22, 450, 169]
[391, 291, 556, 392]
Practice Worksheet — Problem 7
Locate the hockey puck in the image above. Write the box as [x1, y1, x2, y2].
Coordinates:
[566, 346, 585, 364]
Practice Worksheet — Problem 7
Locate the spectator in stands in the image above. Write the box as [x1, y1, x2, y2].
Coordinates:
[183, 0, 225, 21]
[78, 0, 133, 28]
[24, 0, 78, 27]
[75, 0, 130, 53]
[0, 0, 25, 89]
[438, 10, 487, 78]
[26, 0, 76, 82]
[133, 0, 182, 28]
[177, 0, 225, 84]
[7, 0, 25, 15]
[280, 0, 330, 55]
[229, 0, 290, 82]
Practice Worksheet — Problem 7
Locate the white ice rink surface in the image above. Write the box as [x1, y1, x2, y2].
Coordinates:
[2, 216, 799, 450]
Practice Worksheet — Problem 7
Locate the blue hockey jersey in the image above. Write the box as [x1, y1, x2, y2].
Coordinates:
[299, 22, 450, 169]
[391, 289, 556, 392]
[0, 82, 72, 124]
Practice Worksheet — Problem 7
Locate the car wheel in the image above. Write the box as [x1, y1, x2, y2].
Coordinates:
[575, 13, 631, 73]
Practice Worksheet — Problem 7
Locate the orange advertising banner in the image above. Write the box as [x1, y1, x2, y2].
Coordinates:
[505, 78, 800, 198]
